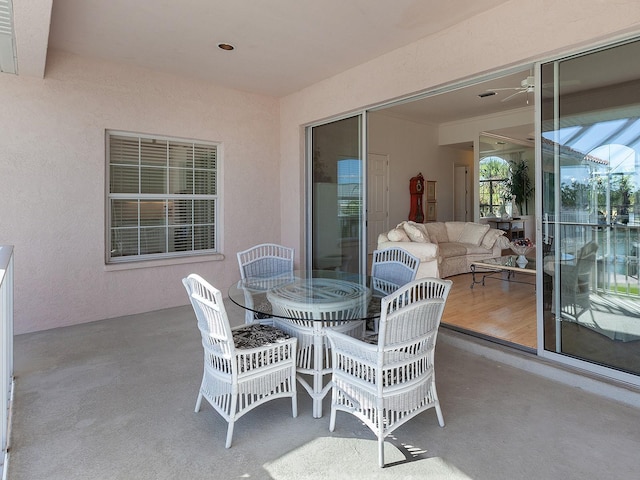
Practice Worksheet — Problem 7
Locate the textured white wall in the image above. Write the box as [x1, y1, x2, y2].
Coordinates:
[279, 0, 640, 262]
[368, 112, 440, 226]
[0, 50, 281, 334]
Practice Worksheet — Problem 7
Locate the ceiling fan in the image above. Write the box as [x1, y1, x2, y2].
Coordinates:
[486, 75, 536, 103]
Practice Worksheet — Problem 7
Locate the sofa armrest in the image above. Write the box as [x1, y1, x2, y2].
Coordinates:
[377, 240, 439, 262]
[491, 234, 512, 255]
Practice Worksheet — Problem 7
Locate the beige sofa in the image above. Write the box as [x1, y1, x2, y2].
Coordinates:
[377, 221, 511, 278]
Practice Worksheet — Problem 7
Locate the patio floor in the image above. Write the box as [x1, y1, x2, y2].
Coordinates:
[7, 301, 640, 479]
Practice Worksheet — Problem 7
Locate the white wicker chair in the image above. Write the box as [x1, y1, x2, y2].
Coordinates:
[369, 247, 420, 332]
[182, 273, 298, 448]
[326, 277, 452, 467]
[559, 241, 598, 321]
[237, 243, 295, 324]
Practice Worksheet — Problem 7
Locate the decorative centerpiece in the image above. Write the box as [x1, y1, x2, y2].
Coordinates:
[510, 238, 535, 267]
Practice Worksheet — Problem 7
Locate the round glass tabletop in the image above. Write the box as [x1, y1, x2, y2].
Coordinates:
[228, 270, 395, 322]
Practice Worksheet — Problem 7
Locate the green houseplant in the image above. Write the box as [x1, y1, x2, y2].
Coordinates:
[505, 158, 533, 215]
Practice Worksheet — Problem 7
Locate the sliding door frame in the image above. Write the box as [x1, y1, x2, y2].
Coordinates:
[305, 111, 368, 275]
[535, 37, 640, 388]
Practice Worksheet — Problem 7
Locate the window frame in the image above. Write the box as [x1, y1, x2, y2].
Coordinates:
[105, 130, 220, 265]
[479, 155, 509, 218]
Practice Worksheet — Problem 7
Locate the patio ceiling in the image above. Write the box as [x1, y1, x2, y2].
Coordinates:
[11, 0, 510, 98]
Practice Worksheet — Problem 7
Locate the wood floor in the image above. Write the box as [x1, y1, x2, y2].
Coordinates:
[441, 272, 537, 350]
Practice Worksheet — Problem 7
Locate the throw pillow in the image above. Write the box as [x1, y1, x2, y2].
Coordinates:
[458, 222, 490, 246]
[445, 221, 466, 242]
[387, 227, 410, 242]
[481, 228, 506, 249]
[425, 222, 448, 244]
[403, 221, 429, 243]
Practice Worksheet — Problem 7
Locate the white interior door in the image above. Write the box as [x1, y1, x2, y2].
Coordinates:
[454, 164, 469, 221]
[367, 153, 389, 253]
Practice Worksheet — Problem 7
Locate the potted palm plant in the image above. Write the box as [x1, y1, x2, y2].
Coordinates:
[505, 158, 533, 215]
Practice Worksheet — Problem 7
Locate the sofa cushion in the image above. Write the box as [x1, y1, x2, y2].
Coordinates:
[425, 222, 449, 244]
[481, 228, 506, 249]
[387, 226, 410, 242]
[403, 221, 430, 243]
[376, 241, 438, 262]
[437, 242, 468, 258]
[462, 243, 494, 255]
[458, 222, 490, 246]
[444, 221, 466, 242]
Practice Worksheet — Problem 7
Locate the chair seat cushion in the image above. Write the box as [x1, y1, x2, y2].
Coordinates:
[232, 324, 291, 349]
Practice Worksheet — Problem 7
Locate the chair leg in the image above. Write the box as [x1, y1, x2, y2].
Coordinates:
[224, 394, 238, 448]
[329, 400, 336, 432]
[194, 391, 203, 413]
[225, 421, 235, 449]
[378, 437, 385, 468]
[435, 403, 445, 427]
[433, 384, 445, 427]
[291, 391, 298, 418]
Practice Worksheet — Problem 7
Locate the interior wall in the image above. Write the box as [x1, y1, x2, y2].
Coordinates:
[443, 146, 475, 221]
[0, 50, 281, 334]
[367, 112, 440, 226]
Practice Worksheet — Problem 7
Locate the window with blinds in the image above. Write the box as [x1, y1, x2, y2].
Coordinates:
[107, 131, 218, 263]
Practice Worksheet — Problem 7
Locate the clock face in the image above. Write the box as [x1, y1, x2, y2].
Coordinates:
[416, 182, 422, 192]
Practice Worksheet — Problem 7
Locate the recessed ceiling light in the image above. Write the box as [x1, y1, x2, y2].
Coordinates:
[218, 43, 235, 51]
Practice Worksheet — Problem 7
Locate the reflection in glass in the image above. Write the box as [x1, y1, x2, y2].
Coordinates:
[541, 39, 640, 377]
[310, 116, 364, 274]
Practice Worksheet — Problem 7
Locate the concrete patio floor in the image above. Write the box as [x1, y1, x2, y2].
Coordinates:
[6, 301, 640, 479]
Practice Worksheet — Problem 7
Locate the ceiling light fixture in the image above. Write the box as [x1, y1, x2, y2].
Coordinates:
[217, 43, 235, 51]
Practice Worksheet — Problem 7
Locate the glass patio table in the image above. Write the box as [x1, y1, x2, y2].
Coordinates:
[228, 270, 395, 417]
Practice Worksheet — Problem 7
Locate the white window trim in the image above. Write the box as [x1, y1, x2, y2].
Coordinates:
[105, 130, 221, 265]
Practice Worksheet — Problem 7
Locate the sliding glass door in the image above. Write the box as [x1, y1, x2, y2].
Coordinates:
[540, 39, 640, 379]
[308, 115, 365, 275]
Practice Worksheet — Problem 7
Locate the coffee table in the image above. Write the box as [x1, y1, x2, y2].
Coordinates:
[470, 255, 536, 288]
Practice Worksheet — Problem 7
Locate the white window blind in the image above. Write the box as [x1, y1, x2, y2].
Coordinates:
[107, 131, 218, 263]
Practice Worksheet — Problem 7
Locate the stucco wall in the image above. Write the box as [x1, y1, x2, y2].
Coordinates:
[279, 0, 640, 259]
[0, 50, 281, 334]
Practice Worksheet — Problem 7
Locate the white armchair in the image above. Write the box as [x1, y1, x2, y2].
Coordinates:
[237, 243, 295, 324]
[182, 274, 298, 448]
[326, 277, 452, 467]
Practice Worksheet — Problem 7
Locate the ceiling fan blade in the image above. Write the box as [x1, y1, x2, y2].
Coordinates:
[500, 90, 525, 102]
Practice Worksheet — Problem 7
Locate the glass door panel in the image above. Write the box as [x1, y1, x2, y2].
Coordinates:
[541, 39, 640, 377]
[309, 115, 364, 275]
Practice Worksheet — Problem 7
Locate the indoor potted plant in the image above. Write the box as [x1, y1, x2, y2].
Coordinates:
[505, 158, 533, 216]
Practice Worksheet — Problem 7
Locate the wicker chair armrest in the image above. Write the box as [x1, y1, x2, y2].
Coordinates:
[326, 328, 378, 363]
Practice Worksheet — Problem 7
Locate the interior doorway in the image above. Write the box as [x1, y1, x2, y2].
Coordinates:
[366, 153, 389, 254]
[454, 164, 470, 221]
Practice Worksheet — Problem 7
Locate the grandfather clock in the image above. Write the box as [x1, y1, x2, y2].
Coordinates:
[408, 173, 424, 223]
